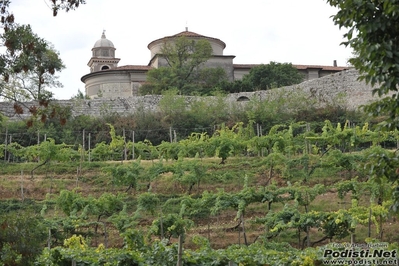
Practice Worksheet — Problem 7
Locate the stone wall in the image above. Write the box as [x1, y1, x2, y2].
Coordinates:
[0, 69, 381, 121]
[225, 69, 379, 110]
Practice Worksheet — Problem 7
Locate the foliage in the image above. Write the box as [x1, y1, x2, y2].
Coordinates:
[56, 189, 88, 217]
[178, 132, 209, 158]
[243, 62, 304, 90]
[362, 145, 399, 184]
[109, 161, 144, 192]
[91, 141, 113, 161]
[169, 157, 207, 193]
[36, 243, 143, 266]
[327, 0, 399, 130]
[207, 123, 249, 163]
[128, 140, 160, 160]
[70, 89, 89, 100]
[0, 212, 47, 266]
[107, 205, 137, 234]
[149, 214, 193, 242]
[91, 193, 125, 218]
[2, 113, 399, 264]
[2, 48, 64, 103]
[0, 0, 85, 123]
[135, 192, 160, 216]
[244, 87, 316, 129]
[21, 138, 76, 163]
[0, 23, 64, 98]
[140, 36, 227, 95]
[222, 62, 304, 92]
[195, 67, 227, 95]
[0, 24, 66, 124]
[0, 84, 359, 146]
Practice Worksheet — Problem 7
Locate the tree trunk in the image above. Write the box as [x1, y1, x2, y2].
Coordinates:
[176, 234, 183, 266]
[241, 213, 248, 246]
[266, 165, 273, 185]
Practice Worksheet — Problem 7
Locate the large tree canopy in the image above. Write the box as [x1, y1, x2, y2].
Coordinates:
[0, 24, 65, 124]
[0, 0, 85, 123]
[326, 0, 399, 212]
[221, 62, 304, 93]
[0, 25, 65, 102]
[140, 36, 227, 95]
[0, 0, 83, 98]
[326, 0, 399, 129]
[242, 62, 304, 91]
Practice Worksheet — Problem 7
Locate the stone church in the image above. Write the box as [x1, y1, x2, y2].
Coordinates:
[81, 29, 349, 99]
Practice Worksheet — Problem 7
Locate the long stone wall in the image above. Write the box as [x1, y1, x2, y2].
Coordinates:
[0, 69, 380, 121]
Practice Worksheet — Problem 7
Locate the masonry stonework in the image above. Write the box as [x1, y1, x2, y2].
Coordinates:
[0, 69, 382, 121]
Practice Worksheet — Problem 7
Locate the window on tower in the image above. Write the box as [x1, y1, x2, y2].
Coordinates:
[101, 50, 109, 57]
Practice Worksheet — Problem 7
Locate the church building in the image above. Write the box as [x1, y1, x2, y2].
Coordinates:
[81, 29, 349, 99]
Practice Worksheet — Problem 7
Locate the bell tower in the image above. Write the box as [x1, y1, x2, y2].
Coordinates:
[87, 31, 120, 72]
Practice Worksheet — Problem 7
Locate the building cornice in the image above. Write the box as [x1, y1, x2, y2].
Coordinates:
[81, 67, 151, 83]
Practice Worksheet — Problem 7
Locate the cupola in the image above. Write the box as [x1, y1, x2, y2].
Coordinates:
[87, 31, 120, 72]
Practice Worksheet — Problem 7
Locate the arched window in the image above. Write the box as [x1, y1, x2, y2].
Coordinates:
[101, 65, 110, 70]
[237, 96, 250, 102]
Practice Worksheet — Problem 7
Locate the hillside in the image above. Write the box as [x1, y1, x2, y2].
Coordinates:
[0, 121, 398, 265]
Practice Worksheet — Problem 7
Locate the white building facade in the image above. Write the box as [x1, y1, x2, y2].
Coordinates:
[81, 30, 348, 99]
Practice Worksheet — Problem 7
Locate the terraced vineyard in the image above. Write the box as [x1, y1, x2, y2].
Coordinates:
[1, 121, 398, 265]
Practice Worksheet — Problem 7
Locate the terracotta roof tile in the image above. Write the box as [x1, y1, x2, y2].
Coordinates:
[233, 64, 349, 71]
[292, 64, 349, 71]
[148, 30, 226, 49]
[172, 31, 205, 38]
[113, 65, 153, 71]
[233, 64, 259, 69]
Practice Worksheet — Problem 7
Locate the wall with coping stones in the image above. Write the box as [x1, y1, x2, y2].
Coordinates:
[225, 69, 379, 110]
[0, 69, 381, 121]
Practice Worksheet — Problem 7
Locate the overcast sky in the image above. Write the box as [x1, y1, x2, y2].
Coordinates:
[9, 0, 352, 99]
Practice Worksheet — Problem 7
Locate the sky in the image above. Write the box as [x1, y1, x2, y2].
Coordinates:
[9, 0, 353, 100]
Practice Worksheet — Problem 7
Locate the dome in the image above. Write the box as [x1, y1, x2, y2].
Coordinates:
[93, 31, 114, 48]
[147, 29, 226, 58]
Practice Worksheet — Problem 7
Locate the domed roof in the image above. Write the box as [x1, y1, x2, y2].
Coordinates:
[148, 29, 226, 49]
[93, 31, 114, 48]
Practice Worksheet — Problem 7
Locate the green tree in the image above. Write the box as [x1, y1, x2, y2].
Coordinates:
[91, 193, 125, 247]
[110, 160, 144, 192]
[19, 138, 77, 178]
[1, 46, 64, 103]
[326, 0, 399, 129]
[241, 62, 303, 91]
[50, 0, 86, 16]
[0, 1, 83, 120]
[70, 89, 88, 100]
[0, 1, 85, 25]
[207, 123, 247, 164]
[107, 123, 125, 159]
[0, 25, 64, 110]
[0, 212, 47, 266]
[149, 214, 193, 242]
[221, 62, 303, 93]
[141, 36, 226, 95]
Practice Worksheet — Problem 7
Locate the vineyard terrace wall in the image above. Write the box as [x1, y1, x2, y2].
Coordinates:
[0, 69, 380, 121]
